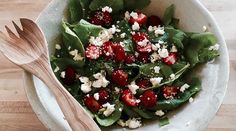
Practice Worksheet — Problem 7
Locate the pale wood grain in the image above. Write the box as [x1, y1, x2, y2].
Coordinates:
[0, 0, 235, 131]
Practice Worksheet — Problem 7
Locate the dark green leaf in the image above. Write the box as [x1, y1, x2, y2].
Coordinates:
[51, 57, 85, 69]
[162, 4, 175, 26]
[124, 0, 151, 10]
[159, 117, 170, 126]
[139, 63, 162, 77]
[89, 0, 124, 13]
[165, 27, 186, 49]
[133, 108, 155, 119]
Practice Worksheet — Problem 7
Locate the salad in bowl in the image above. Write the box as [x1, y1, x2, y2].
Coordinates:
[51, 0, 219, 129]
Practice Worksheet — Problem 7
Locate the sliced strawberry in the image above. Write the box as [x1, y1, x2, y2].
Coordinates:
[136, 43, 152, 53]
[140, 90, 157, 108]
[162, 86, 179, 99]
[137, 53, 150, 63]
[85, 44, 102, 60]
[121, 89, 138, 107]
[102, 41, 115, 60]
[113, 44, 126, 62]
[147, 15, 162, 27]
[62, 67, 76, 85]
[84, 95, 101, 113]
[112, 69, 128, 86]
[132, 32, 148, 44]
[163, 52, 177, 65]
[98, 88, 110, 104]
[90, 11, 112, 27]
[136, 79, 152, 89]
[125, 54, 136, 64]
[129, 12, 147, 26]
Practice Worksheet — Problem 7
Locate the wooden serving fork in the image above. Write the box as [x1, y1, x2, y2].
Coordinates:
[0, 18, 100, 131]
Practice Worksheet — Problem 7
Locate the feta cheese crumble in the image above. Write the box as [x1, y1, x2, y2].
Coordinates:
[154, 66, 160, 74]
[189, 97, 194, 103]
[124, 11, 130, 20]
[54, 66, 59, 73]
[117, 119, 126, 127]
[79, 77, 92, 93]
[150, 52, 161, 63]
[155, 110, 165, 116]
[120, 33, 126, 38]
[92, 71, 110, 88]
[180, 84, 190, 93]
[102, 6, 112, 13]
[60, 71, 65, 78]
[158, 48, 169, 58]
[137, 39, 149, 47]
[128, 81, 139, 94]
[151, 43, 160, 51]
[69, 49, 84, 61]
[171, 45, 178, 52]
[89, 29, 113, 47]
[102, 103, 115, 117]
[202, 25, 208, 32]
[150, 77, 163, 86]
[93, 93, 100, 100]
[154, 26, 165, 36]
[209, 44, 220, 51]
[130, 12, 138, 19]
[132, 22, 140, 31]
[126, 118, 142, 129]
[170, 74, 175, 80]
[55, 44, 61, 50]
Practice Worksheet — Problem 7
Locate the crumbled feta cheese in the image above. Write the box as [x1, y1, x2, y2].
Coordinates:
[170, 74, 175, 80]
[150, 77, 163, 86]
[117, 119, 126, 127]
[119, 108, 123, 112]
[89, 29, 113, 47]
[60, 71, 65, 78]
[68, 46, 71, 50]
[130, 31, 136, 35]
[150, 52, 161, 63]
[135, 52, 139, 57]
[158, 48, 169, 58]
[154, 66, 160, 74]
[69, 49, 84, 61]
[158, 40, 165, 44]
[114, 87, 120, 93]
[54, 66, 59, 73]
[189, 97, 194, 103]
[148, 26, 154, 32]
[209, 44, 220, 51]
[154, 26, 165, 36]
[93, 93, 99, 100]
[89, 36, 103, 46]
[79, 77, 92, 93]
[136, 99, 141, 103]
[128, 81, 139, 94]
[109, 25, 121, 34]
[155, 110, 165, 116]
[55, 44, 61, 50]
[151, 43, 160, 51]
[102, 103, 115, 117]
[102, 6, 112, 13]
[171, 45, 178, 52]
[132, 22, 140, 31]
[125, 11, 130, 20]
[120, 42, 125, 47]
[130, 12, 138, 19]
[202, 25, 208, 32]
[126, 118, 142, 129]
[137, 39, 149, 47]
[92, 71, 110, 88]
[120, 33, 126, 38]
[180, 84, 190, 93]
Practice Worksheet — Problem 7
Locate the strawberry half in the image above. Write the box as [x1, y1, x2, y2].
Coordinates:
[136, 79, 152, 89]
[90, 11, 113, 27]
[121, 89, 138, 107]
[85, 44, 102, 60]
[125, 54, 136, 64]
[163, 52, 177, 65]
[113, 44, 126, 63]
[132, 32, 152, 53]
[140, 90, 157, 108]
[137, 53, 150, 63]
[102, 41, 115, 60]
[129, 12, 147, 26]
[162, 86, 179, 99]
[98, 88, 110, 104]
[132, 32, 148, 44]
[84, 95, 101, 113]
[62, 67, 76, 86]
[136, 43, 152, 53]
[112, 69, 128, 86]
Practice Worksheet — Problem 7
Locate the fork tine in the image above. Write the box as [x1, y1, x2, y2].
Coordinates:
[20, 18, 44, 39]
[5, 25, 18, 39]
[12, 21, 23, 35]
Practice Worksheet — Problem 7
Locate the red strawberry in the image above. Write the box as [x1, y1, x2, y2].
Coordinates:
[132, 32, 148, 44]
[102, 41, 115, 60]
[140, 90, 157, 108]
[163, 52, 177, 65]
[137, 53, 150, 63]
[129, 12, 147, 26]
[84, 95, 101, 113]
[136, 43, 152, 53]
[90, 11, 113, 27]
[98, 89, 110, 104]
[62, 67, 76, 85]
[136, 79, 152, 89]
[112, 69, 128, 86]
[162, 86, 179, 99]
[85, 44, 102, 60]
[113, 44, 126, 62]
[121, 89, 138, 107]
[125, 54, 136, 64]
[147, 15, 162, 27]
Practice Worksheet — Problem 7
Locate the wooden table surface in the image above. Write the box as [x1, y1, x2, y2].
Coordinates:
[0, 0, 235, 131]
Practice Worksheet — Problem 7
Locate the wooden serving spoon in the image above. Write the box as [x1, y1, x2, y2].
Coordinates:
[0, 18, 101, 131]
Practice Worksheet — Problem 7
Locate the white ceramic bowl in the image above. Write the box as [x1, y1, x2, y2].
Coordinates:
[24, 0, 229, 130]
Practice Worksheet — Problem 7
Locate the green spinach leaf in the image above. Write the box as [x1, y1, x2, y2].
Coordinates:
[89, 0, 124, 13]
[124, 0, 151, 10]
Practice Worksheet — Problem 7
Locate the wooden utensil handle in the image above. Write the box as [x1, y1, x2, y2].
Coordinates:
[23, 55, 100, 131]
